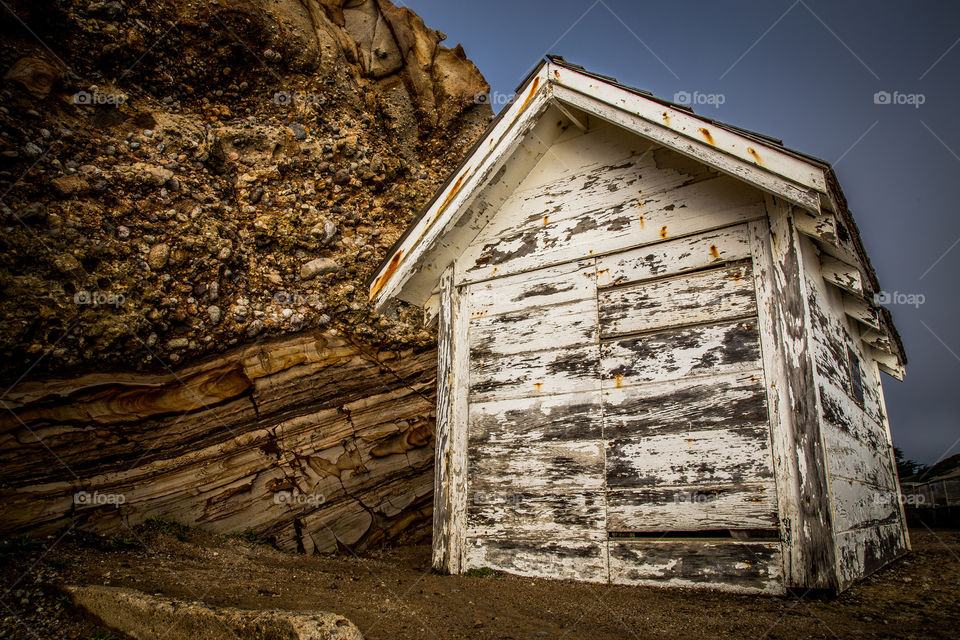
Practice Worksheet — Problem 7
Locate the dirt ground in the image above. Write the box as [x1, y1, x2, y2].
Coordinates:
[1, 523, 958, 640]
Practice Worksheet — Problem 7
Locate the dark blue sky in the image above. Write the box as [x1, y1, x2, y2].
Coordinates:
[405, 0, 960, 466]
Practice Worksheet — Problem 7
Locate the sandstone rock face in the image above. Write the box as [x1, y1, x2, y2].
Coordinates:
[0, 332, 436, 553]
[0, 0, 487, 548]
[65, 585, 364, 640]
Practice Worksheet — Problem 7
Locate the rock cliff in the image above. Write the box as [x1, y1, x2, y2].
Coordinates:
[0, 0, 490, 551]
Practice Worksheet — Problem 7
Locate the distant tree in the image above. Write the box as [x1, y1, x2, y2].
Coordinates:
[894, 447, 925, 480]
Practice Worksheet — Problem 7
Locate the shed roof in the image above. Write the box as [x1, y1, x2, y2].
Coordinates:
[367, 56, 905, 376]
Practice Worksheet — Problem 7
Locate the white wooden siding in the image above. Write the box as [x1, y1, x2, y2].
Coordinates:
[453, 122, 782, 593]
[798, 232, 907, 588]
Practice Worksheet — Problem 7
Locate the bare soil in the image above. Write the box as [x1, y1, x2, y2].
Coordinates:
[2, 525, 958, 639]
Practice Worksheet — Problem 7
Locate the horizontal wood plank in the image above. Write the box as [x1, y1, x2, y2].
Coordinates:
[606, 427, 775, 488]
[469, 343, 600, 402]
[602, 373, 769, 437]
[470, 297, 597, 360]
[465, 259, 595, 316]
[599, 263, 756, 338]
[469, 391, 603, 445]
[600, 320, 763, 387]
[467, 490, 606, 541]
[830, 478, 902, 533]
[836, 522, 907, 589]
[606, 483, 778, 532]
[608, 540, 783, 593]
[468, 440, 605, 492]
[596, 224, 751, 287]
[465, 538, 609, 583]
[821, 419, 897, 490]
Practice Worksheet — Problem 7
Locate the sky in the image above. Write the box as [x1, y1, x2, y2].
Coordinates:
[405, 0, 960, 466]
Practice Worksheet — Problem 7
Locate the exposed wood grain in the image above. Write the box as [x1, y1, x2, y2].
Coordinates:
[830, 478, 901, 533]
[470, 298, 597, 360]
[468, 343, 600, 403]
[759, 198, 836, 589]
[596, 224, 751, 287]
[606, 426, 775, 489]
[467, 490, 606, 541]
[465, 259, 595, 316]
[473, 142, 718, 248]
[836, 522, 907, 589]
[842, 294, 880, 331]
[469, 391, 603, 445]
[794, 211, 838, 245]
[600, 321, 763, 388]
[820, 255, 863, 295]
[608, 540, 784, 594]
[468, 440, 605, 492]
[598, 263, 756, 338]
[606, 483, 778, 531]
[432, 268, 456, 571]
[551, 82, 823, 213]
[464, 538, 609, 583]
[602, 373, 768, 436]
[459, 176, 764, 286]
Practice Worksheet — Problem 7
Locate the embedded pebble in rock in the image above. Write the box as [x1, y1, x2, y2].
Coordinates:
[300, 258, 339, 280]
[289, 123, 308, 141]
[147, 243, 170, 269]
[323, 219, 337, 244]
[207, 305, 221, 325]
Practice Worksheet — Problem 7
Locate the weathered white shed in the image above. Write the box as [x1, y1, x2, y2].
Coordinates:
[368, 56, 909, 594]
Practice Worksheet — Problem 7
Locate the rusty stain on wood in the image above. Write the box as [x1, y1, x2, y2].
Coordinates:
[369, 250, 403, 299]
[518, 76, 541, 114]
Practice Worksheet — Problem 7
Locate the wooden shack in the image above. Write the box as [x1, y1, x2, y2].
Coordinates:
[368, 56, 909, 594]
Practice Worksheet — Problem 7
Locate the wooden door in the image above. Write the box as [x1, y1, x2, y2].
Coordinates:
[462, 260, 609, 582]
[596, 224, 784, 593]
